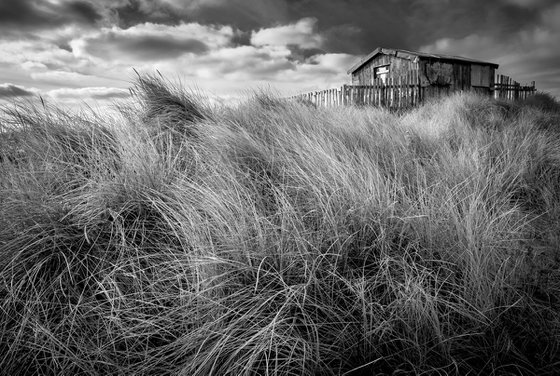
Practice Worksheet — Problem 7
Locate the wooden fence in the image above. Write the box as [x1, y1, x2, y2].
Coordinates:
[292, 73, 536, 108]
[493, 74, 536, 100]
[293, 77, 420, 108]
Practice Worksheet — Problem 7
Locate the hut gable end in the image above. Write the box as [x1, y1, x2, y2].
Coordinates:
[351, 54, 415, 85]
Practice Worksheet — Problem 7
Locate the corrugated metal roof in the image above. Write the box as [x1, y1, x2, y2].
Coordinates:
[347, 47, 499, 74]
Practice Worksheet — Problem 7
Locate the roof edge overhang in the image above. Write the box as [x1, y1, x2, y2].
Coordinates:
[347, 47, 499, 74]
[346, 47, 384, 74]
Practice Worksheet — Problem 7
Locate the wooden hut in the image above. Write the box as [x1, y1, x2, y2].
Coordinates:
[347, 47, 499, 100]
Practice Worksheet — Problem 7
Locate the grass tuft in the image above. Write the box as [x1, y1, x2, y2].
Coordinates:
[1, 79, 560, 375]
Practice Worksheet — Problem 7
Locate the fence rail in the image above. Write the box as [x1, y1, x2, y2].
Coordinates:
[292, 73, 536, 108]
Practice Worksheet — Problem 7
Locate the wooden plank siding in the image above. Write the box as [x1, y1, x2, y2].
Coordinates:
[352, 55, 418, 85]
[417, 60, 482, 100]
[352, 53, 500, 102]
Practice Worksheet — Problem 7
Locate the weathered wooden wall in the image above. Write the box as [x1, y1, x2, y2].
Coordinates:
[352, 55, 499, 101]
[352, 55, 418, 85]
[470, 64, 496, 96]
[418, 60, 475, 99]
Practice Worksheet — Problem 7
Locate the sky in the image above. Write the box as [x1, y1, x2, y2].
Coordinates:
[0, 0, 559, 110]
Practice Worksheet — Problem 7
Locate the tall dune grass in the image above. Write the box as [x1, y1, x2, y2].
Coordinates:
[1, 79, 560, 375]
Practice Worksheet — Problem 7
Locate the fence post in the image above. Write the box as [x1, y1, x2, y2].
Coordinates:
[500, 74, 503, 99]
[498, 74, 502, 99]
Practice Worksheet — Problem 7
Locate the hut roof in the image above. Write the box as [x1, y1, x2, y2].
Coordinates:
[347, 47, 499, 74]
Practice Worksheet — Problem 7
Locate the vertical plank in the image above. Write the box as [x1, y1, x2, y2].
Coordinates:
[383, 78, 386, 107]
[373, 80, 377, 106]
[400, 74, 404, 107]
[337, 87, 341, 106]
[381, 78, 385, 107]
[375, 85, 378, 106]
[396, 76, 400, 108]
[394, 77, 397, 108]
[412, 72, 416, 106]
[498, 75, 502, 99]
[408, 73, 412, 106]
[387, 78, 393, 107]
[372, 80, 376, 106]
[392, 77, 396, 108]
[407, 72, 414, 106]
[497, 74, 502, 99]
[375, 79, 379, 106]
[493, 73, 497, 99]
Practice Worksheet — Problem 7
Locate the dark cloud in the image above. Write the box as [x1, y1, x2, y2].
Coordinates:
[113, 35, 209, 60]
[0, 0, 38, 25]
[110, 0, 292, 32]
[404, 0, 544, 46]
[82, 32, 209, 61]
[0, 84, 35, 98]
[284, 1, 410, 53]
[189, 0, 292, 31]
[110, 0, 550, 57]
[111, 0, 182, 28]
[322, 24, 362, 54]
[288, 46, 324, 63]
[1, 0, 553, 57]
[0, 0, 102, 29]
[128, 36, 208, 58]
[66, 1, 104, 23]
[70, 21, 235, 65]
[264, 0, 556, 55]
[230, 30, 252, 47]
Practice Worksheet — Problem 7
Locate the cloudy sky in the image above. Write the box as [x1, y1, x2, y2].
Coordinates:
[0, 0, 559, 109]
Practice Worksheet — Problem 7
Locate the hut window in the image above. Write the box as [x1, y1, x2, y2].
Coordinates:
[374, 65, 389, 83]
